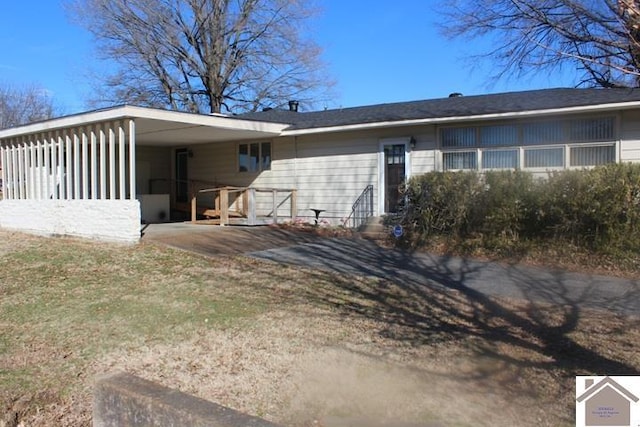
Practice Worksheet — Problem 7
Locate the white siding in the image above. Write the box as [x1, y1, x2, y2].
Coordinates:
[410, 127, 438, 175]
[621, 110, 640, 162]
[166, 125, 440, 224]
[136, 146, 171, 194]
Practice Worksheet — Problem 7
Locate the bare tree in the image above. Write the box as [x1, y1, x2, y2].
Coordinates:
[68, 0, 333, 114]
[440, 0, 640, 88]
[0, 84, 58, 129]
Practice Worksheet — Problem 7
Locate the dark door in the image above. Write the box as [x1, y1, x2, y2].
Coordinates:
[175, 148, 189, 203]
[384, 144, 406, 213]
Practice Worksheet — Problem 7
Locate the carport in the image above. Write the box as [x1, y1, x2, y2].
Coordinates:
[0, 106, 286, 242]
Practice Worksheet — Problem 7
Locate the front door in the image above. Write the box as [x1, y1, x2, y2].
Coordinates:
[384, 144, 406, 213]
[175, 148, 189, 203]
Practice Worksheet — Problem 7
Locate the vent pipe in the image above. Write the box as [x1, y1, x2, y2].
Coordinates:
[288, 100, 299, 112]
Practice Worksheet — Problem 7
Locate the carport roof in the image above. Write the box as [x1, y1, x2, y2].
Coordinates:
[0, 105, 289, 146]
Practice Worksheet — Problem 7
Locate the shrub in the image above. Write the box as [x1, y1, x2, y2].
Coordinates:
[398, 164, 640, 254]
[400, 171, 482, 244]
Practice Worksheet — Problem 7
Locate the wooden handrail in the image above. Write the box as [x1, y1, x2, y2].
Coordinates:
[191, 186, 297, 225]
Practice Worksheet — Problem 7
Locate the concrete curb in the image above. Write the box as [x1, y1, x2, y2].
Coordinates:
[94, 371, 281, 427]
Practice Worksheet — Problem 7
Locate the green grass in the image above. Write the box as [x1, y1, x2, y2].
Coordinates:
[0, 237, 274, 401]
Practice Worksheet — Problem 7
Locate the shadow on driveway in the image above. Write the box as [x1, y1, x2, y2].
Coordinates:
[145, 224, 640, 375]
[249, 238, 640, 375]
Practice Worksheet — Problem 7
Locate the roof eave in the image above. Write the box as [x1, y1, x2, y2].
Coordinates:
[281, 101, 640, 136]
[0, 105, 290, 139]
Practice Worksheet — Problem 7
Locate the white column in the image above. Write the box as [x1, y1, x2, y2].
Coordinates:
[66, 132, 72, 200]
[91, 126, 97, 199]
[100, 125, 106, 199]
[118, 121, 125, 200]
[128, 119, 136, 200]
[57, 132, 65, 199]
[44, 133, 52, 199]
[17, 141, 25, 200]
[36, 136, 43, 199]
[73, 131, 80, 199]
[109, 124, 116, 200]
[0, 145, 6, 199]
[82, 128, 89, 199]
[10, 145, 17, 200]
[29, 138, 36, 199]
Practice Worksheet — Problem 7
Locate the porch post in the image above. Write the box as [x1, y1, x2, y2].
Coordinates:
[118, 121, 125, 200]
[290, 189, 297, 220]
[220, 188, 229, 226]
[109, 125, 116, 200]
[272, 189, 278, 224]
[247, 188, 256, 226]
[0, 144, 5, 199]
[82, 128, 89, 199]
[128, 119, 136, 200]
[100, 125, 106, 200]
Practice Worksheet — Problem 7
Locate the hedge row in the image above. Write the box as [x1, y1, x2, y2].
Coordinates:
[398, 164, 640, 252]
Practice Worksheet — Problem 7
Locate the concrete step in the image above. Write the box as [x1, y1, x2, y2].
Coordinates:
[358, 216, 388, 240]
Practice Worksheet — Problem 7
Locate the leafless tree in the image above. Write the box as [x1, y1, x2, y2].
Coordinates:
[0, 84, 58, 129]
[68, 0, 333, 114]
[440, 0, 640, 88]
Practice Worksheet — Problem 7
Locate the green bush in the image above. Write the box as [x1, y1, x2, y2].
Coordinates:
[400, 171, 482, 244]
[399, 164, 640, 254]
[478, 170, 536, 241]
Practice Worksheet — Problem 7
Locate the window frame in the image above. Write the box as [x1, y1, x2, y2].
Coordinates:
[439, 115, 618, 171]
[238, 141, 271, 173]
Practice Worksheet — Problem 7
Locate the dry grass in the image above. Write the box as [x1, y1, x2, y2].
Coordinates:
[0, 230, 638, 427]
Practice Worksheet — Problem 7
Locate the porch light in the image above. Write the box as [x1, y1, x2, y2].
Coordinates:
[410, 137, 416, 149]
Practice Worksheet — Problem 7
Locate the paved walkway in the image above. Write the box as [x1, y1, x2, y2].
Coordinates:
[248, 238, 640, 315]
[143, 224, 640, 315]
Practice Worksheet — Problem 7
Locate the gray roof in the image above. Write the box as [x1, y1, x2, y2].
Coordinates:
[238, 88, 640, 130]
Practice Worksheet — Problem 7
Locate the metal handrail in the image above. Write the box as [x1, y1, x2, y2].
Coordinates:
[343, 184, 374, 228]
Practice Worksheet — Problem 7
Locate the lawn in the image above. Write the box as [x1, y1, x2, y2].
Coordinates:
[0, 230, 638, 426]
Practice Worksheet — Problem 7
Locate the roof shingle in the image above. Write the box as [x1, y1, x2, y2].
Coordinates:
[238, 88, 640, 130]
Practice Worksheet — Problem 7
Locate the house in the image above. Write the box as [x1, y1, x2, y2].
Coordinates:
[2, 87, 640, 243]
[576, 376, 639, 426]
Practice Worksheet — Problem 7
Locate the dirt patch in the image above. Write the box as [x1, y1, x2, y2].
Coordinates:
[94, 307, 540, 427]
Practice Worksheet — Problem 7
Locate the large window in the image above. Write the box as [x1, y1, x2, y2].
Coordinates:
[441, 116, 616, 171]
[238, 142, 271, 172]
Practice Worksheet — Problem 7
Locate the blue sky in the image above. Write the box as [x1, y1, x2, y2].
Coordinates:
[1, 1, 578, 115]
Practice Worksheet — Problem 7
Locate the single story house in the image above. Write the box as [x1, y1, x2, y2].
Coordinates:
[2, 87, 640, 243]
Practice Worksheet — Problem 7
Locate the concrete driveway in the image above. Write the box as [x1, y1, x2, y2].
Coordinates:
[143, 224, 640, 315]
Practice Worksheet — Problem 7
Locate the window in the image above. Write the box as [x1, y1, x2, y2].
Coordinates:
[524, 147, 564, 168]
[238, 142, 271, 172]
[570, 145, 616, 166]
[442, 127, 476, 148]
[522, 121, 564, 145]
[483, 149, 518, 169]
[443, 151, 476, 170]
[569, 117, 615, 142]
[440, 116, 617, 171]
[480, 125, 518, 146]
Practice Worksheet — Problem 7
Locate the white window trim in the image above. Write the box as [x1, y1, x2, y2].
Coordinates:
[378, 137, 412, 215]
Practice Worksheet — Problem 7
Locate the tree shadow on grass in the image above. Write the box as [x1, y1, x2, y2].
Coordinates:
[250, 238, 640, 377]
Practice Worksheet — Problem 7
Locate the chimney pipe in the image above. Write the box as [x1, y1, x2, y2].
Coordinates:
[288, 100, 299, 112]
